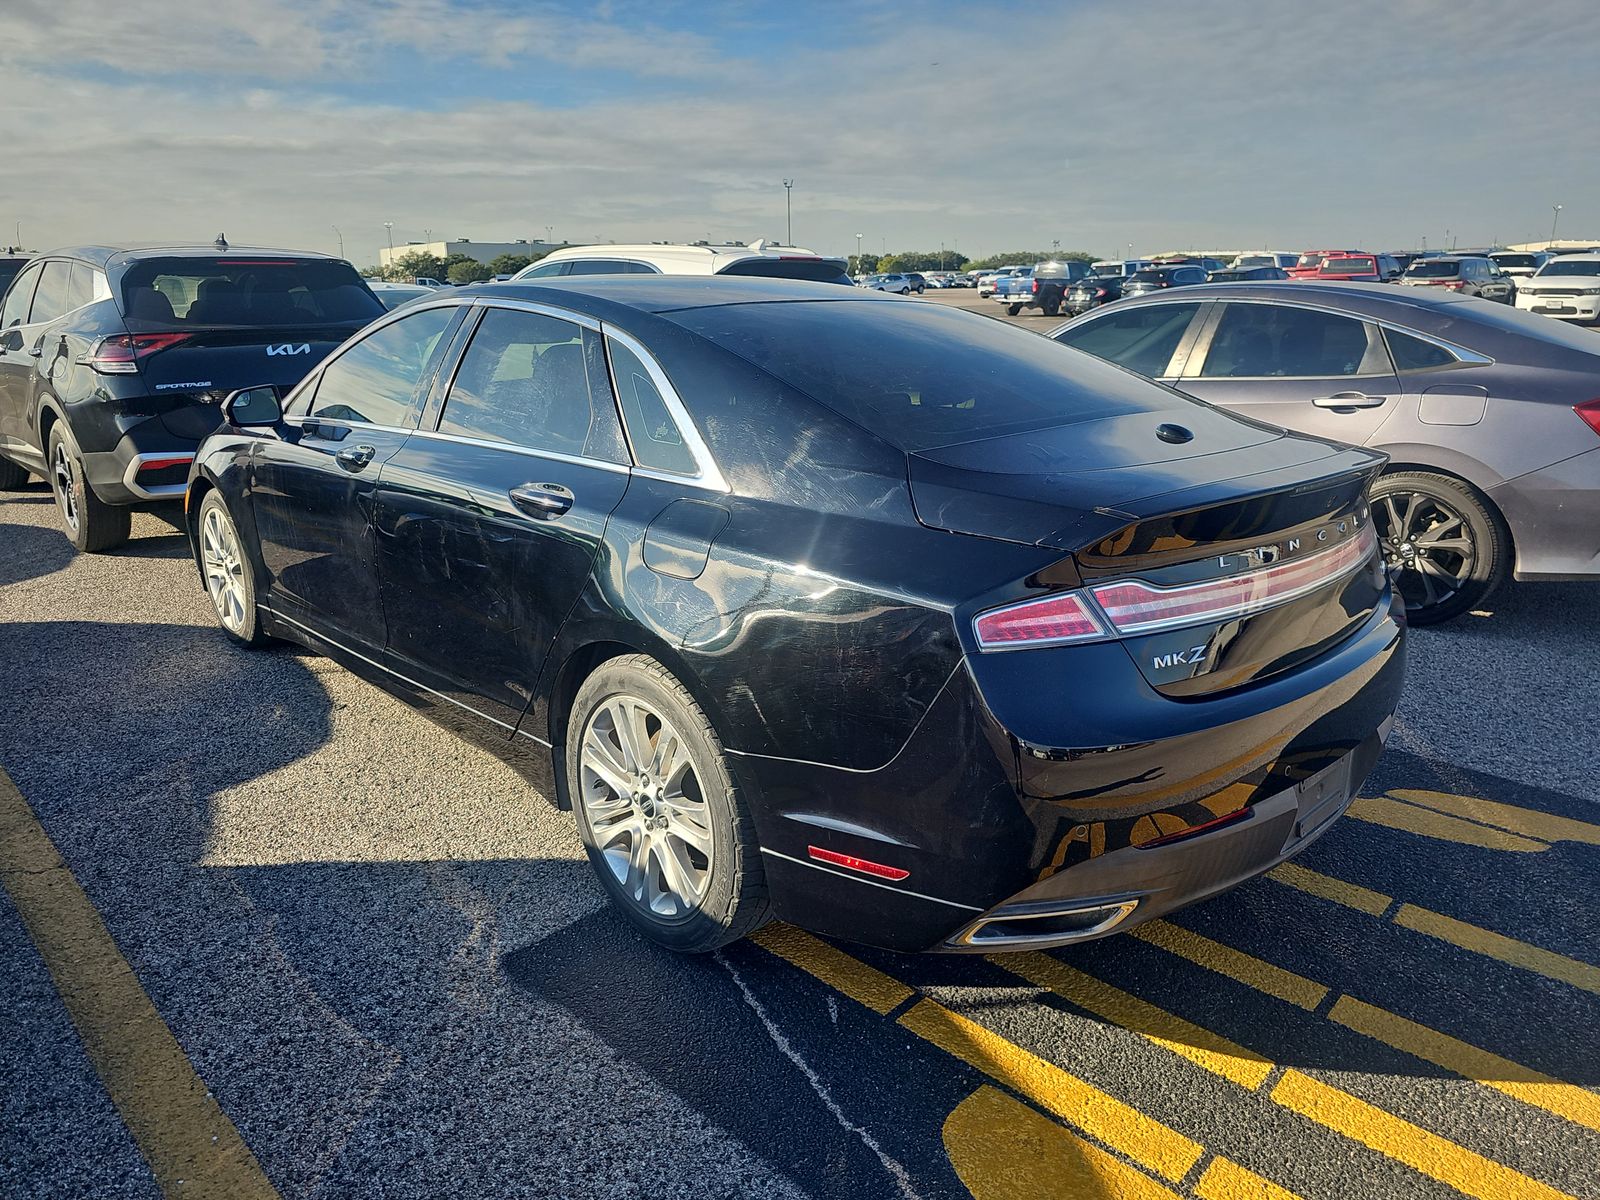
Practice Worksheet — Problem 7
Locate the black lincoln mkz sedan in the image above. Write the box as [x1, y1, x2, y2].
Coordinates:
[185, 278, 1404, 954]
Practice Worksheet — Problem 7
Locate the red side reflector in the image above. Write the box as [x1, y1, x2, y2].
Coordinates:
[136, 456, 194, 473]
[807, 845, 910, 881]
[1135, 806, 1249, 849]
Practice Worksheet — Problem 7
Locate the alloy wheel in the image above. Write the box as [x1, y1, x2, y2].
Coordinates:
[1372, 489, 1476, 612]
[579, 694, 713, 920]
[51, 441, 79, 532]
[201, 506, 249, 634]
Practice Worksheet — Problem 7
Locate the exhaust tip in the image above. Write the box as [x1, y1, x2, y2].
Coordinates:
[945, 898, 1140, 952]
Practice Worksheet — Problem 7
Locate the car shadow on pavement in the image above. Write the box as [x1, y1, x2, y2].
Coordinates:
[0, 522, 77, 587]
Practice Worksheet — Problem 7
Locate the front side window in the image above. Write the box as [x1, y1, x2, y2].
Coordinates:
[1, 263, 42, 328]
[1054, 302, 1200, 378]
[438, 308, 625, 462]
[26, 262, 74, 325]
[606, 338, 698, 474]
[1199, 304, 1385, 379]
[304, 305, 455, 426]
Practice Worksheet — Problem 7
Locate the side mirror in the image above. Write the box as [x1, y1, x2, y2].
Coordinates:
[221, 385, 282, 428]
[0, 328, 22, 352]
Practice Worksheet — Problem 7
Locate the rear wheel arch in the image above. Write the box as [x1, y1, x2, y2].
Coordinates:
[1376, 459, 1513, 558]
[183, 474, 217, 578]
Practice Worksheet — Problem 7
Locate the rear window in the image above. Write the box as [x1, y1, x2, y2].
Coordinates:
[1128, 269, 1170, 282]
[1322, 257, 1375, 274]
[670, 299, 1182, 452]
[719, 257, 852, 285]
[1406, 261, 1461, 278]
[119, 257, 383, 329]
[1492, 254, 1536, 268]
[1296, 254, 1324, 269]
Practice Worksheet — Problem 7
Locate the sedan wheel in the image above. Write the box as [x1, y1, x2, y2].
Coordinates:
[569, 655, 768, 951]
[1369, 471, 1507, 625]
[198, 491, 266, 645]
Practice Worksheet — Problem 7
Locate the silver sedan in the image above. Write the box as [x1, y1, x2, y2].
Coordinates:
[1050, 282, 1600, 624]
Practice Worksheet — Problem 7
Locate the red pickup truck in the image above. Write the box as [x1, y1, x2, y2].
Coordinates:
[1312, 254, 1402, 283]
[1287, 249, 1362, 279]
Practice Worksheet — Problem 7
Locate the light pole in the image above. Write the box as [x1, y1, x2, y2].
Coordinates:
[940, 241, 946, 270]
[331, 225, 343, 259]
[1052, 239, 1060, 254]
[1551, 204, 1563, 246]
[782, 179, 794, 244]
[546, 225, 553, 246]
[855, 232, 863, 275]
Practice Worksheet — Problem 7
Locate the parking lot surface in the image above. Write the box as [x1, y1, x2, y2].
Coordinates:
[3, 455, 1598, 1197]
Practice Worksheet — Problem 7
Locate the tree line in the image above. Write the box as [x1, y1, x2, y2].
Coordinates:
[362, 249, 551, 284]
[848, 249, 1100, 275]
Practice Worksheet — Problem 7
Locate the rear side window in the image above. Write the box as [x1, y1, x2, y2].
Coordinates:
[1384, 329, 1457, 372]
[606, 338, 698, 474]
[718, 258, 853, 285]
[1053, 302, 1201, 378]
[1199, 304, 1386, 378]
[563, 260, 635, 276]
[438, 308, 627, 462]
[676, 300, 1195, 452]
[304, 305, 455, 427]
[2, 263, 41, 328]
[119, 257, 383, 329]
[27, 262, 74, 325]
[522, 261, 569, 278]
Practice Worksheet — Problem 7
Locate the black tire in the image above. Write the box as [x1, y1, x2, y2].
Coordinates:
[197, 490, 268, 646]
[1370, 470, 1509, 625]
[1007, 304, 1022, 316]
[1042, 297, 1061, 317]
[0, 457, 29, 490]
[567, 654, 769, 952]
[898, 287, 910, 295]
[47, 423, 130, 553]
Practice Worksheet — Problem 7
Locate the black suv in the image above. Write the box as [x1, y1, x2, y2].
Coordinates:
[0, 244, 384, 550]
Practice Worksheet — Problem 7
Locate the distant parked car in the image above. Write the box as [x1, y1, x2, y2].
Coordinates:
[1399, 256, 1515, 303]
[977, 267, 1018, 298]
[1121, 264, 1208, 297]
[0, 244, 383, 550]
[1231, 252, 1299, 270]
[992, 265, 1038, 314]
[413, 277, 446, 288]
[904, 273, 929, 294]
[0, 256, 29, 299]
[1206, 266, 1291, 282]
[1490, 252, 1551, 278]
[1051, 281, 1600, 622]
[1088, 259, 1153, 279]
[1513, 253, 1600, 323]
[1064, 272, 1126, 314]
[996, 260, 1092, 316]
[513, 241, 852, 285]
[1288, 250, 1361, 279]
[865, 273, 915, 294]
[368, 281, 435, 310]
[1313, 254, 1403, 283]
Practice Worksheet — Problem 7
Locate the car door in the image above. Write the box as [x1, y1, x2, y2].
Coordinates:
[372, 301, 632, 728]
[0, 260, 45, 461]
[1049, 300, 1207, 383]
[1177, 300, 1401, 444]
[249, 301, 462, 652]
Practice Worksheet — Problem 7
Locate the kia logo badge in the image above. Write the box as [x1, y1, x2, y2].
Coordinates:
[266, 343, 311, 356]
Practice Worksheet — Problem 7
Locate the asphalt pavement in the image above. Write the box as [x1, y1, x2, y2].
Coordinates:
[3, 428, 1599, 1199]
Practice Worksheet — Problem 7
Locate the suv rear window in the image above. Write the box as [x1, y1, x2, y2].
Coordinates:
[718, 257, 853, 285]
[1322, 257, 1375, 273]
[1406, 261, 1462, 278]
[672, 299, 1180, 451]
[119, 257, 383, 329]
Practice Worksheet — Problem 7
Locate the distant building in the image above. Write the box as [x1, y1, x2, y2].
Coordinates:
[378, 238, 565, 269]
[1503, 239, 1600, 253]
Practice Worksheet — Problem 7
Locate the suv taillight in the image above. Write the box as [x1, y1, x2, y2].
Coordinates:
[1575, 399, 1600, 439]
[83, 332, 193, 374]
[973, 526, 1378, 650]
[1031, 279, 1040, 293]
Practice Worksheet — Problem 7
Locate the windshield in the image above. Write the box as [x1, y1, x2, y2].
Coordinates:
[119, 257, 382, 329]
[1536, 259, 1600, 277]
[670, 299, 1182, 452]
[1321, 257, 1375, 274]
[719, 257, 853, 285]
[1234, 255, 1273, 268]
[1406, 261, 1462, 278]
[1296, 254, 1324, 269]
[1492, 254, 1536, 268]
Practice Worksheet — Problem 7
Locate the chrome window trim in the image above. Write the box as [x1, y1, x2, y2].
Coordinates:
[283, 415, 416, 436]
[403, 426, 632, 475]
[601, 323, 730, 493]
[470, 295, 602, 331]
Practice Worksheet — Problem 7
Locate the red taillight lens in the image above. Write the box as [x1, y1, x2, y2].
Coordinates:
[1442, 281, 1467, 291]
[83, 332, 192, 374]
[807, 845, 910, 881]
[1031, 279, 1040, 293]
[1575, 399, 1600, 438]
[973, 592, 1108, 650]
[1090, 526, 1378, 635]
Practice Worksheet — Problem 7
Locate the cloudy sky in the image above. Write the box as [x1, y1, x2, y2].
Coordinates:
[3, 0, 1597, 265]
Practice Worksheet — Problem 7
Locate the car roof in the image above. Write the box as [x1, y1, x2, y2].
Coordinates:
[457, 275, 895, 318]
[33, 244, 346, 270]
[1113, 280, 1481, 315]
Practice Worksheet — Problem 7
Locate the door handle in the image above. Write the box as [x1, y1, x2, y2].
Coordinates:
[509, 482, 574, 520]
[1313, 392, 1387, 410]
[334, 444, 376, 471]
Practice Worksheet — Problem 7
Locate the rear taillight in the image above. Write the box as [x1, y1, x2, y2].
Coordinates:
[973, 525, 1378, 651]
[1575, 399, 1600, 438]
[1031, 279, 1040, 293]
[83, 332, 193, 374]
[1442, 281, 1467, 291]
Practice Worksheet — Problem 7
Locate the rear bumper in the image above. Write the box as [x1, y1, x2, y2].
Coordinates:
[742, 596, 1405, 952]
[1493, 445, 1600, 580]
[81, 418, 203, 505]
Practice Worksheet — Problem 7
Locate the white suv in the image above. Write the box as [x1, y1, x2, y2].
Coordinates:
[511, 240, 851, 284]
[1514, 253, 1600, 323]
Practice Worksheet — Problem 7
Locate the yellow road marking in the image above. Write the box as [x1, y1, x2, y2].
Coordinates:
[1328, 996, 1600, 1133]
[1271, 1070, 1580, 1200]
[997, 952, 1273, 1090]
[1129, 921, 1328, 1011]
[1268, 862, 1391, 915]
[1393, 905, 1600, 997]
[1346, 797, 1548, 852]
[1194, 1156, 1306, 1200]
[0, 768, 278, 1200]
[749, 924, 913, 1015]
[942, 1085, 1181, 1200]
[898, 998, 1204, 1184]
[1388, 788, 1600, 846]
